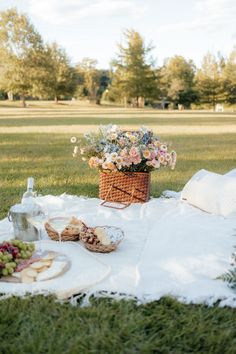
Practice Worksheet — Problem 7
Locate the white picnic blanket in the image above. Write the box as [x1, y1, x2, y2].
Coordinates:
[1, 192, 236, 307]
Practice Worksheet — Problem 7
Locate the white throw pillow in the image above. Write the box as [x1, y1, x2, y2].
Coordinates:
[225, 168, 236, 178]
[181, 169, 236, 218]
[218, 177, 236, 217]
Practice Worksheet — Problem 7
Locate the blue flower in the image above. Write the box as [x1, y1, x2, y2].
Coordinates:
[142, 133, 151, 144]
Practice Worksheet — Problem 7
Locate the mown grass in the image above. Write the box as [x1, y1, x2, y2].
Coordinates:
[1, 131, 236, 219]
[1, 116, 236, 127]
[1, 296, 236, 354]
[0, 107, 236, 127]
[1, 106, 236, 353]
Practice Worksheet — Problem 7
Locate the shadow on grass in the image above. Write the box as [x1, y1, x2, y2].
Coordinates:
[1, 116, 236, 127]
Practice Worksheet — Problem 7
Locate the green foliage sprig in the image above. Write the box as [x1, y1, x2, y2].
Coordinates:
[219, 252, 236, 289]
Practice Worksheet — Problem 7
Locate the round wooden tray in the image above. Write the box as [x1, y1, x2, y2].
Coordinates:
[0, 250, 70, 283]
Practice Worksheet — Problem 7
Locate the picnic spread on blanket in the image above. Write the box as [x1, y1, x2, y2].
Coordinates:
[1, 125, 236, 306]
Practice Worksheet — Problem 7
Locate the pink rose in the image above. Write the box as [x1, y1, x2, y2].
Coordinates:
[151, 151, 157, 159]
[129, 147, 139, 157]
[119, 138, 126, 146]
[130, 155, 142, 165]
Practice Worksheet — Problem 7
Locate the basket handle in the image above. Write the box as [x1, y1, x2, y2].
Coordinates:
[112, 184, 147, 202]
[100, 185, 135, 209]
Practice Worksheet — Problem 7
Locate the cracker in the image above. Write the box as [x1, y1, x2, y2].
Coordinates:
[40, 260, 52, 266]
[42, 252, 58, 261]
[30, 261, 45, 269]
[21, 275, 35, 284]
[20, 268, 31, 276]
[25, 269, 38, 277]
[37, 265, 50, 273]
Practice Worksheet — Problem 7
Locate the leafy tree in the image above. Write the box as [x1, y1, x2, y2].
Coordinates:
[77, 59, 110, 104]
[0, 8, 44, 107]
[0, 89, 7, 100]
[41, 42, 77, 102]
[108, 29, 158, 107]
[195, 52, 224, 108]
[97, 69, 110, 103]
[160, 56, 197, 108]
[75, 58, 110, 104]
[76, 58, 100, 102]
[222, 48, 236, 104]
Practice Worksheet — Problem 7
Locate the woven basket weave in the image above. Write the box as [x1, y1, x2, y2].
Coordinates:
[80, 226, 124, 253]
[99, 172, 150, 204]
[45, 218, 87, 242]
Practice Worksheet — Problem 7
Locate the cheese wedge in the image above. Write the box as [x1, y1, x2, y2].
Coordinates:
[36, 261, 67, 282]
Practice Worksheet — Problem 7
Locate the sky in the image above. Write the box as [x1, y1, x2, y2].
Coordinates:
[0, 0, 235, 69]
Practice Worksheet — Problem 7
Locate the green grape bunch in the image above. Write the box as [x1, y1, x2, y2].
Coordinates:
[0, 240, 35, 277]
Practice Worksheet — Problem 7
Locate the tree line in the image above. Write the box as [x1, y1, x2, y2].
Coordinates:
[0, 8, 235, 109]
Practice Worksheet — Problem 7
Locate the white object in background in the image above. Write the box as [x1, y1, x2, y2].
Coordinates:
[215, 104, 224, 112]
[225, 168, 236, 178]
[181, 169, 236, 218]
[181, 169, 221, 215]
[21, 177, 36, 205]
[218, 176, 236, 218]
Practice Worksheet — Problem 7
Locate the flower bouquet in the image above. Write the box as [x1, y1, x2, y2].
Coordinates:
[71, 125, 177, 206]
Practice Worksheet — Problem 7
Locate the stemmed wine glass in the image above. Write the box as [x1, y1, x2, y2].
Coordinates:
[47, 215, 72, 244]
[28, 208, 76, 255]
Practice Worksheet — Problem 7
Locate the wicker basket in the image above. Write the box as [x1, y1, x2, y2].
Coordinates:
[99, 172, 150, 206]
[80, 226, 124, 253]
[45, 217, 87, 242]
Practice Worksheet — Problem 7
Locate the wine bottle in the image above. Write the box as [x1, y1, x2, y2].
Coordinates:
[21, 177, 36, 205]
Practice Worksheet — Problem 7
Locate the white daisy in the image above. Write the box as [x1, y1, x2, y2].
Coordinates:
[70, 137, 77, 143]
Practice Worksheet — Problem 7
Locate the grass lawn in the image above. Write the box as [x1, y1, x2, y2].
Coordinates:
[1, 103, 236, 353]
